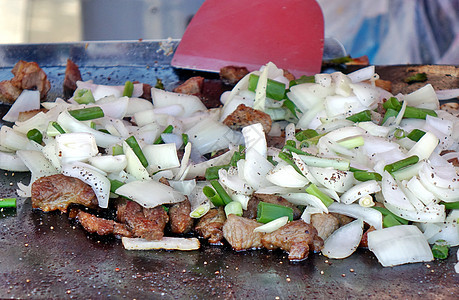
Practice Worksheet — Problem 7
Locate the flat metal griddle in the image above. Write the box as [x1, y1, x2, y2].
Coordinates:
[0, 41, 457, 299]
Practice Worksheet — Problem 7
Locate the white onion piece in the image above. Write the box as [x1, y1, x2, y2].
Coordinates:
[230, 193, 251, 210]
[385, 202, 446, 223]
[423, 222, 459, 246]
[340, 180, 381, 204]
[358, 121, 390, 137]
[125, 97, 154, 117]
[184, 147, 235, 180]
[300, 206, 324, 223]
[252, 63, 268, 111]
[315, 73, 332, 87]
[322, 219, 364, 259]
[419, 161, 459, 190]
[168, 179, 196, 196]
[418, 164, 459, 202]
[218, 168, 253, 195]
[122, 237, 200, 251]
[368, 225, 433, 267]
[55, 132, 98, 165]
[13, 111, 52, 135]
[253, 216, 288, 233]
[94, 96, 129, 119]
[161, 133, 183, 149]
[115, 179, 186, 208]
[347, 65, 375, 83]
[243, 151, 273, 190]
[328, 202, 383, 230]
[143, 143, 180, 174]
[309, 167, 354, 193]
[282, 192, 328, 213]
[350, 82, 379, 107]
[242, 123, 267, 158]
[381, 171, 415, 211]
[16, 150, 58, 181]
[287, 83, 330, 112]
[296, 102, 324, 129]
[331, 72, 352, 97]
[62, 163, 110, 208]
[88, 154, 127, 173]
[402, 84, 439, 110]
[175, 142, 192, 181]
[123, 141, 149, 180]
[436, 88, 459, 100]
[0, 126, 29, 151]
[266, 163, 309, 188]
[57, 110, 122, 148]
[0, 151, 29, 172]
[324, 95, 366, 118]
[2, 90, 40, 123]
[152, 87, 206, 117]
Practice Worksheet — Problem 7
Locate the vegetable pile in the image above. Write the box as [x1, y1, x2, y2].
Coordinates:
[0, 61, 458, 269]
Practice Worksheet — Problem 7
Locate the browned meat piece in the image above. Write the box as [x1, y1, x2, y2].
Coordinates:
[261, 220, 324, 261]
[359, 226, 376, 248]
[222, 214, 264, 251]
[169, 199, 194, 234]
[0, 80, 22, 104]
[31, 174, 98, 213]
[63, 59, 82, 98]
[173, 76, 204, 95]
[17, 108, 48, 122]
[195, 207, 226, 244]
[219, 66, 249, 85]
[223, 104, 272, 134]
[283, 69, 295, 82]
[243, 193, 301, 220]
[267, 135, 285, 148]
[141, 82, 152, 100]
[330, 213, 354, 226]
[122, 200, 169, 240]
[76, 210, 132, 237]
[310, 213, 339, 240]
[10, 60, 51, 100]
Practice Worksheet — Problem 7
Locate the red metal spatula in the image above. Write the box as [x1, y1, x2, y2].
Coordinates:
[172, 0, 324, 77]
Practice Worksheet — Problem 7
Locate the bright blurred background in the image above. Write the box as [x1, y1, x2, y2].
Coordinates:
[1, 0, 458, 65]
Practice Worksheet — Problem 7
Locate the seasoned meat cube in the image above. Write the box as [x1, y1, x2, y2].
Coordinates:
[173, 76, 204, 95]
[261, 220, 324, 261]
[223, 104, 272, 134]
[195, 207, 226, 244]
[122, 201, 169, 241]
[76, 210, 132, 237]
[219, 66, 249, 85]
[169, 199, 194, 234]
[267, 135, 285, 149]
[0, 80, 22, 104]
[63, 59, 82, 98]
[310, 213, 339, 240]
[31, 174, 98, 213]
[11, 60, 51, 100]
[222, 214, 264, 251]
[359, 226, 376, 248]
[140, 82, 152, 100]
[330, 213, 354, 226]
[243, 193, 301, 220]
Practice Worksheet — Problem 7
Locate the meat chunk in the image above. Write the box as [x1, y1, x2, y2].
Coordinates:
[173, 76, 204, 95]
[195, 207, 226, 244]
[261, 220, 324, 261]
[310, 213, 339, 240]
[31, 174, 98, 213]
[219, 66, 249, 85]
[169, 199, 194, 234]
[76, 210, 132, 237]
[122, 201, 169, 240]
[331, 213, 354, 226]
[0, 80, 22, 104]
[11, 60, 51, 100]
[243, 193, 301, 220]
[222, 214, 264, 251]
[223, 104, 272, 134]
[63, 59, 82, 98]
[359, 226, 376, 248]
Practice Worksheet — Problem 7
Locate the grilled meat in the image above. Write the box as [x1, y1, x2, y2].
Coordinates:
[0, 80, 22, 104]
[76, 210, 132, 237]
[31, 174, 98, 213]
[169, 199, 194, 234]
[173, 76, 204, 95]
[219, 66, 249, 85]
[195, 207, 226, 244]
[261, 220, 324, 261]
[222, 214, 264, 251]
[63, 59, 82, 98]
[121, 200, 169, 241]
[310, 213, 339, 240]
[11, 60, 51, 100]
[223, 104, 272, 134]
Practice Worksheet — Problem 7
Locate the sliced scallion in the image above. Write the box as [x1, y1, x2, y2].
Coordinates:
[123, 80, 134, 97]
[256, 202, 293, 224]
[26, 128, 43, 144]
[248, 74, 286, 100]
[346, 110, 372, 123]
[203, 185, 224, 207]
[74, 88, 95, 104]
[125, 136, 148, 168]
[384, 155, 419, 174]
[305, 183, 334, 207]
[0, 198, 16, 208]
[431, 240, 449, 259]
[68, 107, 104, 121]
[153, 125, 174, 144]
[224, 201, 243, 217]
[210, 180, 232, 206]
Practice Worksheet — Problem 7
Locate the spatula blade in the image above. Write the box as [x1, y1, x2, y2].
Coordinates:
[172, 0, 324, 77]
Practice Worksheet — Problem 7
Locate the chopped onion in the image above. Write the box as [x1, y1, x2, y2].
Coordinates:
[56, 132, 98, 165]
[2, 90, 40, 123]
[253, 216, 288, 233]
[125, 97, 154, 117]
[88, 154, 127, 173]
[218, 168, 254, 195]
[152, 87, 206, 117]
[322, 219, 364, 259]
[0, 151, 29, 172]
[122, 237, 200, 251]
[340, 180, 381, 204]
[381, 171, 415, 211]
[0, 126, 29, 151]
[123, 141, 149, 180]
[384, 202, 446, 223]
[143, 143, 180, 174]
[16, 150, 58, 181]
[115, 179, 186, 208]
[368, 225, 434, 267]
[402, 84, 439, 110]
[266, 163, 309, 188]
[94, 96, 129, 119]
[328, 202, 383, 230]
[282, 192, 328, 213]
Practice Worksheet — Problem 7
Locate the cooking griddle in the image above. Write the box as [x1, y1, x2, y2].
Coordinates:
[0, 41, 457, 299]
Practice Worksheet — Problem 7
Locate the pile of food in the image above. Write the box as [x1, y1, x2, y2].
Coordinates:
[0, 59, 458, 269]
